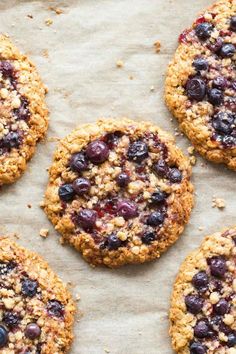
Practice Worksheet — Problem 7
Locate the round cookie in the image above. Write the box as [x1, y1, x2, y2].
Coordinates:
[43, 118, 194, 268]
[0, 35, 48, 185]
[0, 237, 75, 353]
[170, 226, 236, 354]
[165, 0, 236, 170]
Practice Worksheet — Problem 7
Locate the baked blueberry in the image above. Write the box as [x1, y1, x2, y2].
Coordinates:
[227, 332, 236, 347]
[146, 211, 165, 226]
[153, 159, 169, 178]
[0, 261, 16, 275]
[3, 131, 21, 149]
[116, 172, 130, 187]
[150, 190, 167, 204]
[127, 141, 149, 162]
[208, 88, 224, 106]
[77, 209, 97, 230]
[72, 178, 91, 195]
[141, 232, 156, 244]
[208, 256, 227, 278]
[69, 152, 88, 172]
[185, 295, 204, 314]
[186, 77, 206, 101]
[193, 58, 208, 71]
[189, 342, 207, 354]
[117, 200, 138, 220]
[0, 61, 14, 77]
[168, 168, 182, 183]
[14, 97, 30, 121]
[212, 112, 234, 135]
[106, 234, 122, 250]
[0, 326, 8, 348]
[194, 319, 214, 338]
[47, 300, 64, 318]
[230, 16, 236, 32]
[3, 311, 20, 329]
[192, 271, 209, 291]
[214, 298, 229, 315]
[25, 323, 41, 340]
[86, 140, 109, 164]
[58, 184, 75, 202]
[21, 278, 38, 297]
[195, 22, 213, 40]
[212, 77, 227, 90]
[220, 43, 236, 58]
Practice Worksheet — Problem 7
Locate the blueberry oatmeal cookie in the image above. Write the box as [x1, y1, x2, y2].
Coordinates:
[0, 35, 48, 185]
[170, 226, 236, 354]
[165, 0, 236, 170]
[42, 118, 194, 268]
[0, 237, 75, 354]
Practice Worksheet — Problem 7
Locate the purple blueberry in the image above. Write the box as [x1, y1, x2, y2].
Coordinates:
[14, 98, 30, 121]
[230, 16, 236, 32]
[0, 61, 14, 77]
[127, 141, 149, 162]
[146, 211, 165, 226]
[3, 311, 20, 328]
[214, 298, 229, 315]
[192, 271, 209, 291]
[208, 37, 223, 53]
[47, 300, 64, 318]
[103, 131, 122, 149]
[58, 184, 75, 202]
[212, 112, 234, 135]
[168, 168, 182, 183]
[193, 58, 209, 71]
[86, 140, 109, 164]
[208, 88, 224, 106]
[194, 319, 214, 338]
[25, 323, 41, 340]
[141, 232, 156, 244]
[186, 77, 206, 101]
[21, 279, 38, 297]
[0, 326, 8, 348]
[116, 172, 130, 187]
[77, 209, 97, 230]
[208, 256, 227, 278]
[228, 332, 236, 347]
[117, 200, 138, 220]
[153, 159, 168, 178]
[185, 295, 204, 314]
[151, 190, 167, 204]
[0, 261, 16, 275]
[220, 43, 236, 58]
[3, 131, 21, 149]
[106, 234, 122, 250]
[195, 22, 213, 40]
[212, 77, 227, 90]
[190, 342, 207, 354]
[69, 152, 88, 172]
[72, 178, 91, 195]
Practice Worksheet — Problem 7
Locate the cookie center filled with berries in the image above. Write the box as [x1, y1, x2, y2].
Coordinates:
[0, 260, 65, 352]
[181, 14, 236, 149]
[58, 130, 185, 252]
[0, 60, 31, 156]
[185, 251, 236, 352]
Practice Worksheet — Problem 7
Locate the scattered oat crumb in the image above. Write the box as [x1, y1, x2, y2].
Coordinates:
[27, 204, 32, 209]
[154, 40, 161, 53]
[187, 146, 195, 155]
[39, 228, 49, 238]
[49, 6, 64, 15]
[190, 156, 197, 166]
[45, 18, 53, 26]
[104, 349, 110, 353]
[116, 60, 124, 68]
[13, 233, 20, 240]
[212, 197, 226, 209]
[39, 201, 45, 208]
[42, 49, 49, 58]
[27, 14, 33, 19]
[48, 136, 60, 142]
[150, 85, 155, 91]
[59, 237, 65, 245]
[129, 75, 134, 80]
[75, 294, 81, 302]
[198, 226, 204, 231]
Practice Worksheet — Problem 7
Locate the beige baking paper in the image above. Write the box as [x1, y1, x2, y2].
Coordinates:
[0, 0, 235, 353]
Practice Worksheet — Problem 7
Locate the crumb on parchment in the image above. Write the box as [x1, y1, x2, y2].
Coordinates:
[39, 228, 49, 238]
[212, 197, 226, 209]
[116, 60, 124, 68]
[154, 40, 161, 53]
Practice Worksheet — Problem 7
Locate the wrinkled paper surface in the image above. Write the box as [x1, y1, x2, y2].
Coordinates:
[0, 0, 234, 353]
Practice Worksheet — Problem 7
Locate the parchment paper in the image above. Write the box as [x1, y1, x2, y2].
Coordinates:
[0, 1, 235, 353]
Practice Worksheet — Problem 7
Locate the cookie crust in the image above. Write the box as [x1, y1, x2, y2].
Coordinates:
[0, 237, 75, 354]
[0, 35, 48, 185]
[170, 226, 236, 354]
[43, 118, 194, 268]
[165, 0, 236, 170]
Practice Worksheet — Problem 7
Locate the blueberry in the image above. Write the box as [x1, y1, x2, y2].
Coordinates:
[14, 98, 30, 121]
[47, 300, 64, 318]
[214, 298, 229, 315]
[222, 135, 236, 147]
[194, 319, 214, 338]
[185, 295, 204, 314]
[168, 168, 182, 183]
[103, 132, 122, 149]
[58, 184, 75, 202]
[0, 61, 14, 77]
[212, 112, 235, 135]
[69, 152, 88, 172]
[86, 140, 109, 164]
[228, 332, 236, 347]
[3, 311, 20, 328]
[72, 178, 91, 195]
[146, 211, 165, 226]
[0, 326, 8, 348]
[25, 323, 41, 340]
[195, 22, 213, 40]
[208, 256, 227, 278]
[212, 77, 227, 90]
[116, 172, 130, 187]
[106, 234, 122, 250]
[186, 77, 206, 101]
[141, 232, 156, 244]
[77, 209, 97, 231]
[189, 342, 207, 354]
[3, 131, 21, 149]
[193, 58, 209, 71]
[151, 190, 167, 204]
[117, 200, 138, 220]
[153, 159, 169, 178]
[230, 16, 236, 32]
[219, 322, 232, 335]
[208, 88, 224, 106]
[127, 141, 149, 162]
[192, 271, 209, 291]
[208, 37, 223, 53]
[0, 261, 16, 275]
[21, 279, 38, 297]
[220, 43, 236, 58]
